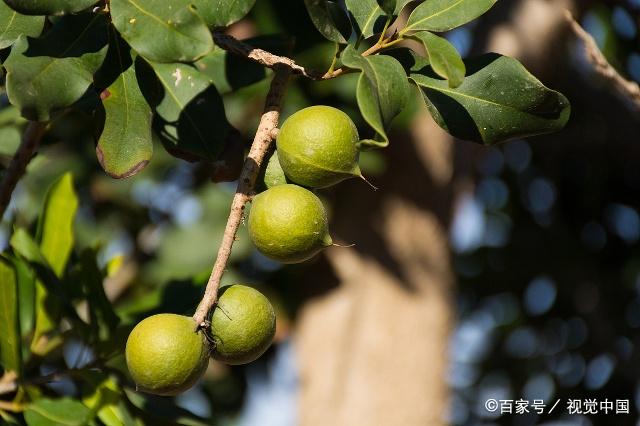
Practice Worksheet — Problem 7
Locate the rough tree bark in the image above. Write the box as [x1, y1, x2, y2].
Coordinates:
[295, 1, 577, 425]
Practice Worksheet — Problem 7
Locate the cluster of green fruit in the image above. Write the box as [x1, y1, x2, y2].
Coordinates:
[125, 106, 362, 396]
[126, 285, 275, 395]
[251, 105, 363, 263]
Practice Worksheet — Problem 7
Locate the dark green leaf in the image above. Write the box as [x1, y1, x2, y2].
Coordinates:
[2, 0, 99, 15]
[12, 256, 35, 354]
[341, 45, 411, 147]
[110, 0, 213, 63]
[0, 256, 21, 376]
[412, 31, 465, 88]
[24, 398, 91, 426]
[403, 0, 497, 33]
[96, 59, 153, 179]
[147, 61, 231, 162]
[4, 13, 109, 121]
[81, 373, 137, 426]
[304, 0, 351, 44]
[411, 53, 571, 144]
[0, 1, 44, 49]
[345, 0, 386, 38]
[376, 0, 413, 15]
[192, 0, 256, 28]
[80, 249, 120, 342]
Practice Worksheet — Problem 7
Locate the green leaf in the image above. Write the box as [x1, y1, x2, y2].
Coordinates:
[79, 249, 120, 342]
[82, 374, 137, 426]
[376, 0, 413, 15]
[4, 13, 109, 121]
[304, 0, 351, 44]
[0, 1, 44, 49]
[403, 0, 497, 33]
[10, 228, 49, 267]
[341, 45, 411, 147]
[411, 53, 571, 144]
[2, 0, 99, 15]
[38, 173, 78, 278]
[110, 0, 213, 63]
[96, 59, 153, 179]
[192, 0, 256, 28]
[146, 61, 232, 162]
[412, 31, 465, 88]
[30, 173, 78, 354]
[345, 0, 386, 38]
[0, 256, 21, 376]
[24, 398, 91, 426]
[12, 256, 35, 355]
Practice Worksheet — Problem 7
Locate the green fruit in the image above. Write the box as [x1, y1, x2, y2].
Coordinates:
[277, 105, 361, 188]
[209, 285, 276, 365]
[258, 150, 289, 190]
[125, 314, 209, 396]
[248, 184, 333, 263]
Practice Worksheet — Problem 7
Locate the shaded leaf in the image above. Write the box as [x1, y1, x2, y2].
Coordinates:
[0, 1, 44, 49]
[192, 0, 256, 28]
[80, 249, 120, 342]
[148, 61, 231, 162]
[412, 31, 465, 88]
[345, 0, 386, 38]
[82, 374, 137, 426]
[376, 0, 414, 15]
[24, 398, 91, 426]
[304, 0, 351, 43]
[12, 256, 35, 356]
[2, 0, 99, 15]
[341, 44, 411, 147]
[96, 59, 153, 179]
[404, 0, 496, 32]
[0, 256, 21, 376]
[411, 53, 571, 144]
[110, 0, 213, 63]
[4, 13, 109, 121]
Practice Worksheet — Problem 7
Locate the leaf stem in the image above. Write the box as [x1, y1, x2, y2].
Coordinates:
[0, 122, 47, 220]
[192, 66, 291, 330]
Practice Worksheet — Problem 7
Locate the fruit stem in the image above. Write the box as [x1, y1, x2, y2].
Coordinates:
[0, 121, 48, 219]
[193, 66, 292, 331]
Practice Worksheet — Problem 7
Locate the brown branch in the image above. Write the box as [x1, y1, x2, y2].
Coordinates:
[565, 10, 640, 110]
[213, 32, 402, 81]
[213, 32, 322, 80]
[0, 122, 47, 219]
[193, 66, 291, 329]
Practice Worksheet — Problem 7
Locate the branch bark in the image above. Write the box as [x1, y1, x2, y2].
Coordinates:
[0, 122, 47, 219]
[193, 66, 291, 329]
[565, 10, 640, 110]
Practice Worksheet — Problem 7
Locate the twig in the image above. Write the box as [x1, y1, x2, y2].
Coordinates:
[192, 66, 291, 330]
[565, 10, 640, 110]
[0, 122, 47, 219]
[213, 32, 402, 81]
[213, 32, 321, 80]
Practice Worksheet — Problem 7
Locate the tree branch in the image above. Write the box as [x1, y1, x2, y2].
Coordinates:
[213, 32, 322, 80]
[193, 66, 291, 330]
[565, 10, 640, 110]
[0, 122, 47, 219]
[212, 32, 401, 81]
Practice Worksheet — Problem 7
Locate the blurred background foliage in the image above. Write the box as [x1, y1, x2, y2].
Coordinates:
[1, 0, 640, 425]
